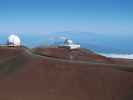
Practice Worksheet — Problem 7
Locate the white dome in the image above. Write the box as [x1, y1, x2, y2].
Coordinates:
[67, 40, 73, 44]
[7, 34, 21, 46]
[64, 39, 73, 45]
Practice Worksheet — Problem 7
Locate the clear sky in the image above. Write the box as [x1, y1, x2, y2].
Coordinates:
[0, 0, 133, 33]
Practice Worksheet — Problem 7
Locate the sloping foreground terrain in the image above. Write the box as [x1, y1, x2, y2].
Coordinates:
[0, 46, 133, 100]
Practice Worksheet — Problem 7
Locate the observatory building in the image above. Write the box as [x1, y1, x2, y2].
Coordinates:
[61, 39, 80, 49]
[7, 34, 21, 46]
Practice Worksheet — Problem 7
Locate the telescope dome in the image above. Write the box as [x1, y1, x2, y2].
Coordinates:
[7, 34, 21, 46]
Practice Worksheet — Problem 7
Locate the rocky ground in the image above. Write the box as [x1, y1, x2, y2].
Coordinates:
[0, 46, 133, 100]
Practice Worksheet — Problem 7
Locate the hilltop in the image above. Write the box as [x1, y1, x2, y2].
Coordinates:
[32, 47, 112, 62]
[0, 46, 133, 100]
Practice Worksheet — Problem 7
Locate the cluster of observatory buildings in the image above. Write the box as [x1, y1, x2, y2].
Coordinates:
[1, 34, 80, 49]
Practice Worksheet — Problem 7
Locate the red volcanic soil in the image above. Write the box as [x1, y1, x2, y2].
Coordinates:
[33, 47, 113, 63]
[0, 46, 133, 100]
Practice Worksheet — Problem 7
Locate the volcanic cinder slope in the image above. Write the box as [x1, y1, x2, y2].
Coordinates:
[0, 46, 133, 100]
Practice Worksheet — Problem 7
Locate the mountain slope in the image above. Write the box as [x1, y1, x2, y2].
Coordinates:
[0, 47, 133, 100]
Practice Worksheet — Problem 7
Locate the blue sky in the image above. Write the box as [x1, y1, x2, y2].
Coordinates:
[0, 0, 133, 33]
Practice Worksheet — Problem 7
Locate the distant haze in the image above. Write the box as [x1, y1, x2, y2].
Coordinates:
[0, 32, 133, 54]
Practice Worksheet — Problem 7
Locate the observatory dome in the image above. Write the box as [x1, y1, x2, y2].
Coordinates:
[64, 39, 73, 45]
[7, 34, 21, 46]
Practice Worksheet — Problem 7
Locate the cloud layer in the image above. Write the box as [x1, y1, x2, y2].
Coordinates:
[99, 53, 133, 59]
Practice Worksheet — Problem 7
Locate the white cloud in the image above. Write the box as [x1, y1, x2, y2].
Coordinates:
[99, 53, 133, 59]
